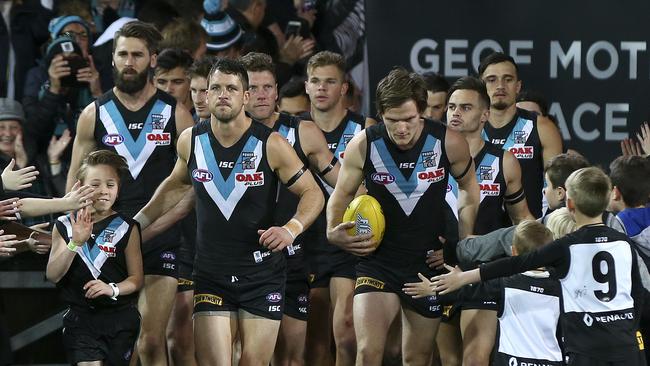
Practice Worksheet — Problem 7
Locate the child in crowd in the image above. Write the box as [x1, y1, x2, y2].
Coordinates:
[46, 150, 143, 366]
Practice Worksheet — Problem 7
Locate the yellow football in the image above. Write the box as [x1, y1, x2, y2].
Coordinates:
[342, 195, 385, 247]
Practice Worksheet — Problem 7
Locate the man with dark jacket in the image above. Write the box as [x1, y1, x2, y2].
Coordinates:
[0, 0, 52, 100]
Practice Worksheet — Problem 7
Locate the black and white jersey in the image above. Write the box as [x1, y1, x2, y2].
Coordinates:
[468, 271, 563, 366]
[447, 141, 513, 235]
[299, 110, 365, 266]
[480, 225, 644, 359]
[363, 121, 450, 268]
[482, 108, 545, 219]
[94, 89, 178, 216]
[55, 213, 139, 309]
[300, 110, 364, 196]
[188, 120, 282, 275]
[271, 113, 309, 262]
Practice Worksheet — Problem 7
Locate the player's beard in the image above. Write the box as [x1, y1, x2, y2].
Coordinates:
[214, 104, 242, 123]
[491, 101, 510, 110]
[114, 67, 149, 94]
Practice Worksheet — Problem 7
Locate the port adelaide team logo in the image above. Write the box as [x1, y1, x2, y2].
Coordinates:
[417, 150, 445, 183]
[235, 152, 265, 187]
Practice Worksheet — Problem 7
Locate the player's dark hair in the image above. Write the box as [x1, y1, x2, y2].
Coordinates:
[517, 89, 549, 116]
[208, 58, 249, 90]
[160, 18, 208, 57]
[113, 21, 163, 55]
[545, 153, 590, 189]
[609, 155, 650, 207]
[279, 77, 307, 99]
[137, 1, 179, 32]
[375, 67, 428, 115]
[513, 220, 553, 255]
[447, 76, 490, 109]
[239, 52, 276, 80]
[565, 167, 612, 218]
[155, 48, 193, 74]
[189, 56, 217, 80]
[422, 72, 449, 93]
[478, 52, 519, 79]
[77, 150, 129, 183]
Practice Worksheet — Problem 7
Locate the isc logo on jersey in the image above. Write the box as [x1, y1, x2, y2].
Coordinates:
[235, 172, 264, 187]
[192, 169, 213, 182]
[102, 134, 124, 146]
[480, 183, 500, 196]
[417, 168, 445, 183]
[146, 132, 171, 145]
[509, 146, 534, 159]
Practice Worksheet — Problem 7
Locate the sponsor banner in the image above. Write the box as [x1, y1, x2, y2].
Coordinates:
[366, 0, 650, 165]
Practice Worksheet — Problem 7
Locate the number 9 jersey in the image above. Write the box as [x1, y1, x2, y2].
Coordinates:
[480, 224, 645, 362]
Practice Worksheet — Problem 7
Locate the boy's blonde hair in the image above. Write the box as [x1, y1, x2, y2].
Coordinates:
[565, 167, 611, 218]
[545, 207, 577, 239]
[513, 220, 554, 255]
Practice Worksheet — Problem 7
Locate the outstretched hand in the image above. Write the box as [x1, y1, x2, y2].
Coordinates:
[403, 272, 436, 299]
[431, 264, 466, 295]
[1, 159, 39, 191]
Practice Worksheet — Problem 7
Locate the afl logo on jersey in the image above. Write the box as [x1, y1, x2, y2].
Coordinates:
[192, 169, 213, 182]
[266, 292, 282, 303]
[371, 172, 395, 185]
[446, 183, 452, 192]
[102, 134, 124, 146]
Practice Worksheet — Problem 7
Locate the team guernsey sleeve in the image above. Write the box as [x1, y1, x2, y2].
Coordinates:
[479, 236, 570, 281]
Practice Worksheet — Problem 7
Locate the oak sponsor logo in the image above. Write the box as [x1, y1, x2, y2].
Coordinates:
[355, 276, 385, 290]
[98, 245, 116, 257]
[194, 293, 223, 306]
[235, 172, 264, 187]
[509, 146, 534, 159]
[417, 168, 446, 183]
[146, 132, 171, 145]
[480, 183, 501, 196]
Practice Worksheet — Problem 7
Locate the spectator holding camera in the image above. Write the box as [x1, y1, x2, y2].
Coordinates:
[22, 15, 102, 169]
